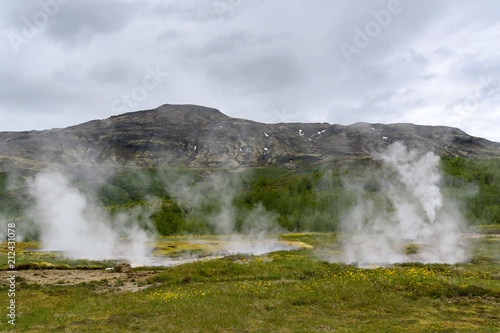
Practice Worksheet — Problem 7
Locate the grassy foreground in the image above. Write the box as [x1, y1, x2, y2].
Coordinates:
[1, 233, 499, 332]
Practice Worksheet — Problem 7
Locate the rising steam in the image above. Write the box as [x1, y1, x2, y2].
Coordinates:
[167, 172, 286, 254]
[24, 170, 288, 265]
[336, 142, 468, 267]
[27, 171, 154, 264]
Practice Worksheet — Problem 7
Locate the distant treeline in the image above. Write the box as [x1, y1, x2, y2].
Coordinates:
[441, 156, 500, 225]
[97, 157, 500, 235]
[1, 156, 499, 237]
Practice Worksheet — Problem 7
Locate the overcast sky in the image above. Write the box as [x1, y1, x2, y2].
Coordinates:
[1, 0, 499, 141]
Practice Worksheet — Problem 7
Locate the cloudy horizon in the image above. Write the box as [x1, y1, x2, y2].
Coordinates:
[1, 0, 499, 141]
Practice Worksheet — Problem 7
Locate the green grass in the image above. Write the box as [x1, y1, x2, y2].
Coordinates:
[1, 233, 499, 332]
[470, 225, 500, 234]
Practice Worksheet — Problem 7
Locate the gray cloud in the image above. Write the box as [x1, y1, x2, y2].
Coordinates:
[0, 0, 499, 141]
[149, 0, 227, 22]
[1, 0, 139, 45]
[84, 59, 138, 84]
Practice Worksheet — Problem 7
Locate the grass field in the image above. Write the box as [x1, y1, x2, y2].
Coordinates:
[1, 232, 499, 332]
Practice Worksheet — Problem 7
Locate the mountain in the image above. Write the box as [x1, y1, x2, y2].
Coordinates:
[1, 104, 499, 173]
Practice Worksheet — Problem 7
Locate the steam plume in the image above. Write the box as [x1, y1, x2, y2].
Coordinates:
[336, 142, 468, 266]
[168, 172, 286, 254]
[27, 171, 154, 264]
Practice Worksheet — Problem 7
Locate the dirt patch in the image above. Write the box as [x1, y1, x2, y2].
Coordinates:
[0, 269, 160, 293]
[462, 233, 500, 239]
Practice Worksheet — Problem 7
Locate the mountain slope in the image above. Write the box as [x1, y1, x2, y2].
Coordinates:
[1, 104, 499, 173]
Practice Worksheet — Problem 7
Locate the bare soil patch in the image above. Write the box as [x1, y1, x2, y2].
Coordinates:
[0, 269, 160, 293]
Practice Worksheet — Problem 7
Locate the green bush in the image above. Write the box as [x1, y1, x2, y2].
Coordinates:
[152, 201, 186, 236]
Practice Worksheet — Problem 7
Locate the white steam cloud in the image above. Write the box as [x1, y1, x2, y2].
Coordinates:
[168, 172, 286, 254]
[28, 171, 154, 264]
[336, 142, 468, 267]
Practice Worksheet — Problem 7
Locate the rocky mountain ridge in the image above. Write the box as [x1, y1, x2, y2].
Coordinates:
[1, 104, 499, 173]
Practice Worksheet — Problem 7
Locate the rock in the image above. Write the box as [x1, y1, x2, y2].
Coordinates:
[113, 263, 132, 273]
